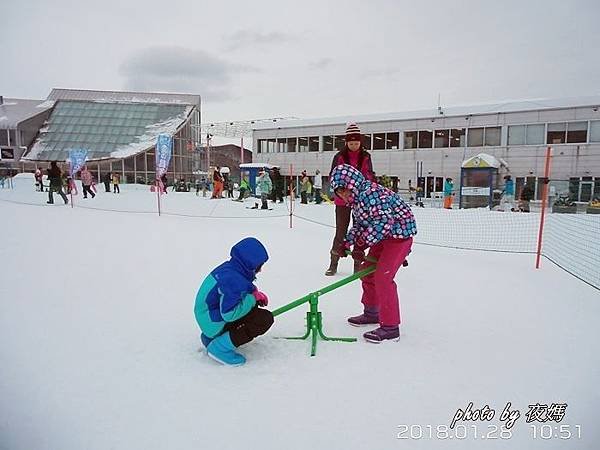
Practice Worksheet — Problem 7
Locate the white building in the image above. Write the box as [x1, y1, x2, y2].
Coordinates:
[252, 96, 600, 202]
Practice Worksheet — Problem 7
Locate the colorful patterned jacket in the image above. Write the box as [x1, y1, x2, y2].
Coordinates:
[330, 164, 417, 248]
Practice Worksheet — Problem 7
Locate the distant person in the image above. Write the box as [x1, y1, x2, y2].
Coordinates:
[212, 167, 223, 199]
[112, 172, 120, 194]
[80, 166, 96, 199]
[257, 169, 272, 210]
[46, 162, 68, 205]
[314, 169, 323, 204]
[300, 173, 311, 204]
[34, 168, 43, 192]
[520, 181, 534, 212]
[443, 177, 454, 209]
[103, 172, 111, 193]
[270, 167, 284, 203]
[502, 175, 515, 211]
[237, 174, 250, 201]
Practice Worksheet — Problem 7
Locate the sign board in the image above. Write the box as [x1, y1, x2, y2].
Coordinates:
[461, 186, 490, 196]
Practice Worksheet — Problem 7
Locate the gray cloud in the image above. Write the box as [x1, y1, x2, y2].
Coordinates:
[119, 46, 257, 102]
[309, 57, 334, 70]
[224, 29, 294, 50]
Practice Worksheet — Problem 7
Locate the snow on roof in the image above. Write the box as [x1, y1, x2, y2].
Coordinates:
[253, 95, 600, 131]
[48, 88, 201, 107]
[0, 98, 54, 128]
[462, 153, 503, 169]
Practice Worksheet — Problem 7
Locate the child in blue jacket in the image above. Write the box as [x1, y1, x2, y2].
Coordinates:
[194, 237, 273, 366]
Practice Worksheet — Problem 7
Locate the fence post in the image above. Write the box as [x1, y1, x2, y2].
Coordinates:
[535, 146, 553, 269]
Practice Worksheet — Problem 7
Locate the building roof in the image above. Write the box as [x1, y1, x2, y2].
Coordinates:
[24, 100, 193, 161]
[0, 98, 54, 129]
[48, 88, 201, 108]
[253, 95, 600, 131]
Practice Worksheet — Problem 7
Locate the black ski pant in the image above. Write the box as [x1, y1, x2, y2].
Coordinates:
[83, 185, 95, 198]
[48, 185, 68, 204]
[113, 184, 120, 193]
[224, 306, 274, 347]
[104, 181, 111, 192]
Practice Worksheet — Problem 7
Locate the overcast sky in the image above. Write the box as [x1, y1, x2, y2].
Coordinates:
[2, 0, 599, 130]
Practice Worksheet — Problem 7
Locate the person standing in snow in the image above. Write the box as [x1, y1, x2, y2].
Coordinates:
[270, 167, 284, 203]
[46, 161, 68, 205]
[502, 175, 515, 211]
[330, 164, 416, 343]
[80, 166, 96, 199]
[237, 174, 250, 200]
[194, 237, 274, 366]
[212, 167, 224, 199]
[326, 122, 375, 276]
[443, 177, 454, 209]
[256, 169, 272, 210]
[112, 172, 120, 193]
[34, 168, 43, 191]
[103, 171, 112, 193]
[300, 173, 311, 204]
[313, 169, 323, 204]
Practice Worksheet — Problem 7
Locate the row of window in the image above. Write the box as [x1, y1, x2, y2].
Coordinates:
[257, 120, 600, 153]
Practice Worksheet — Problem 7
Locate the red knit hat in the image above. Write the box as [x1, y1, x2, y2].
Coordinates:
[345, 122, 361, 142]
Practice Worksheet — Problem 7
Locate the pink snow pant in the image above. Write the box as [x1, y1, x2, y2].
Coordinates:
[360, 237, 413, 327]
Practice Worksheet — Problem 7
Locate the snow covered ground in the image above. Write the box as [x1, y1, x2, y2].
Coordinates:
[1, 178, 599, 450]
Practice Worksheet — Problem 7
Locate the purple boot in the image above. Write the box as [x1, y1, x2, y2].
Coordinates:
[347, 308, 379, 327]
[363, 326, 400, 343]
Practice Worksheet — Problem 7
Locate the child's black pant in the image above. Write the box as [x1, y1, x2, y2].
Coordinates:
[224, 306, 274, 347]
[83, 185, 95, 198]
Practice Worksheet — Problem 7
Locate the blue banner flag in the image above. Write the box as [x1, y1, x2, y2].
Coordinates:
[68, 149, 88, 177]
[156, 134, 173, 178]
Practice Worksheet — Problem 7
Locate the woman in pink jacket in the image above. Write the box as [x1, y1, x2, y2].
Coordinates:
[80, 166, 96, 199]
[325, 122, 375, 275]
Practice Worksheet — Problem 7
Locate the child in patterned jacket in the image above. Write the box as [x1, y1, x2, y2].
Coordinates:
[330, 164, 417, 343]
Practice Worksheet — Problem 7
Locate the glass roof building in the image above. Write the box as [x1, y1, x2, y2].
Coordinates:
[21, 88, 201, 185]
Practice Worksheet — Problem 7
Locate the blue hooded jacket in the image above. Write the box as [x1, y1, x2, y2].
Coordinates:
[194, 238, 269, 338]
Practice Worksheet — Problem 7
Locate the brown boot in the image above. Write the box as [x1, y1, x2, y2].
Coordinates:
[325, 254, 339, 276]
[353, 259, 363, 274]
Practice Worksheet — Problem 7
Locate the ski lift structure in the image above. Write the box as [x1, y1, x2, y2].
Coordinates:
[194, 117, 298, 171]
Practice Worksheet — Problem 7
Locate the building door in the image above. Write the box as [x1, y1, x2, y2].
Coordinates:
[579, 181, 594, 202]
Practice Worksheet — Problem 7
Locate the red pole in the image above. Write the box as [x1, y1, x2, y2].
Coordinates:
[240, 137, 244, 165]
[535, 146, 553, 269]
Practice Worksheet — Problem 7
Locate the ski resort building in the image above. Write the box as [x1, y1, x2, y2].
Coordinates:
[2, 88, 201, 184]
[252, 96, 600, 203]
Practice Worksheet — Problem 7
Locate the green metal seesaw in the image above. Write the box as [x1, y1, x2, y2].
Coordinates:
[271, 259, 377, 357]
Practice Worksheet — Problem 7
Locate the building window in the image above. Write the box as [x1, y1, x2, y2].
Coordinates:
[566, 121, 587, 143]
[386, 132, 400, 149]
[526, 124, 545, 145]
[434, 129, 449, 148]
[298, 137, 309, 152]
[484, 127, 501, 146]
[277, 138, 287, 153]
[467, 128, 484, 146]
[335, 135, 346, 151]
[362, 134, 371, 150]
[8, 129, 16, 146]
[0, 130, 7, 146]
[404, 131, 417, 149]
[323, 135, 334, 151]
[1, 148, 15, 159]
[450, 128, 466, 147]
[509, 124, 545, 145]
[418, 130, 432, 148]
[547, 123, 566, 144]
[257, 139, 264, 153]
[373, 133, 386, 150]
[267, 138, 276, 153]
[309, 136, 319, 152]
[287, 137, 297, 152]
[590, 121, 600, 142]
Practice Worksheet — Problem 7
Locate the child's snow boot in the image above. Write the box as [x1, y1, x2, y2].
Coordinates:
[347, 308, 379, 327]
[363, 326, 400, 343]
[206, 332, 246, 366]
[325, 253, 339, 276]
